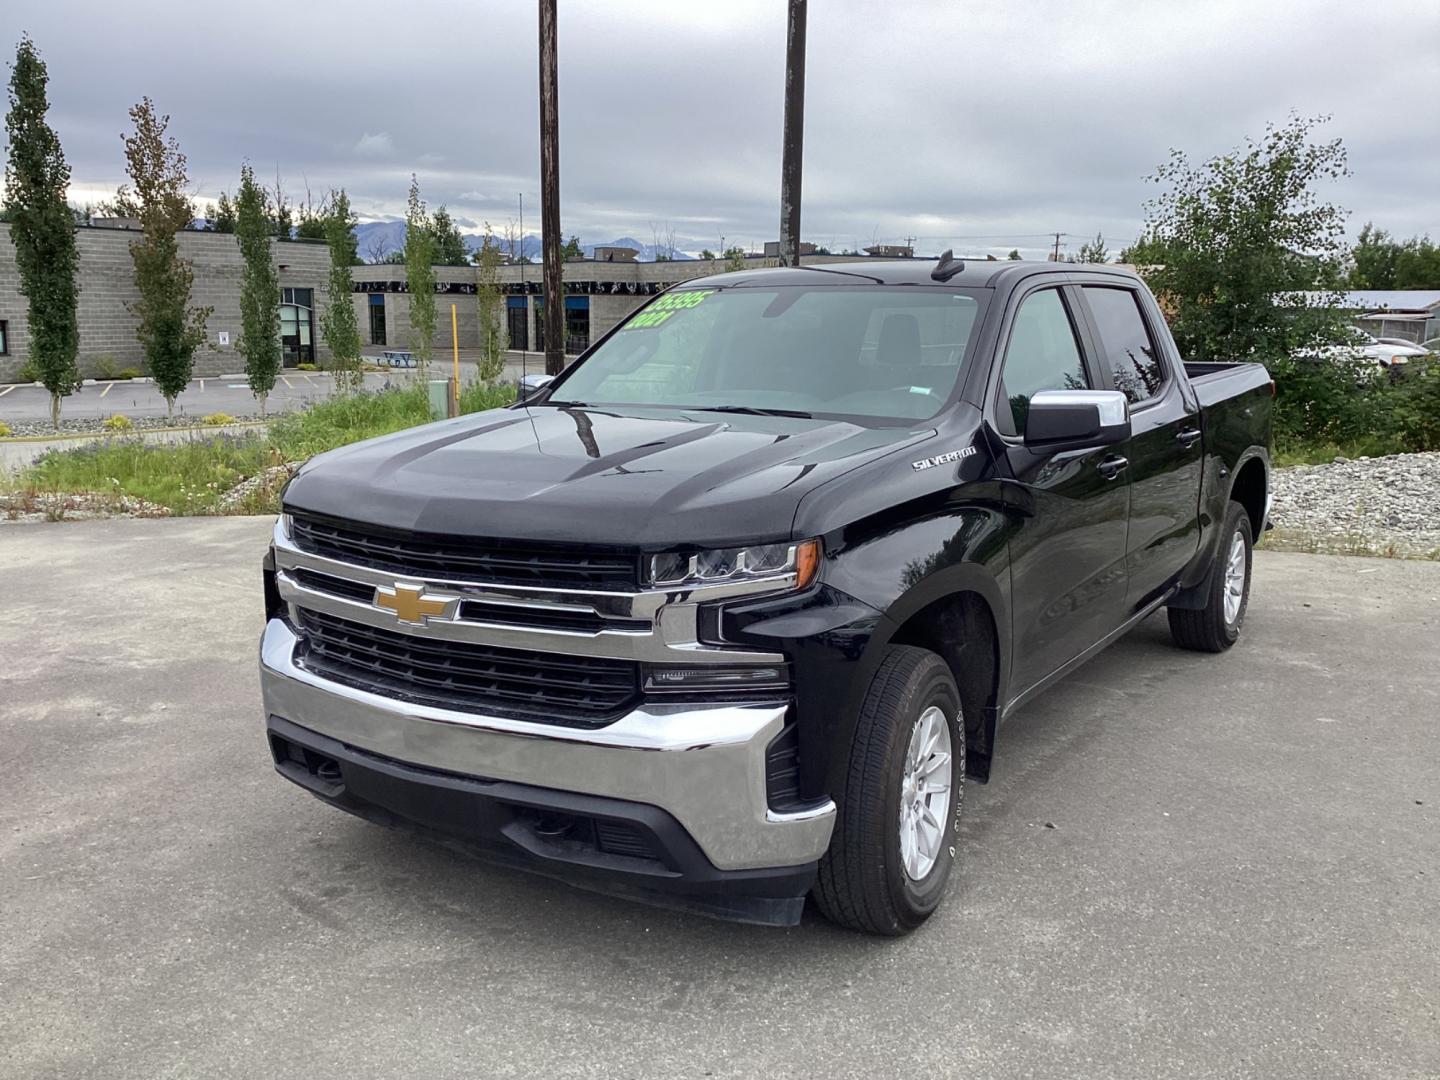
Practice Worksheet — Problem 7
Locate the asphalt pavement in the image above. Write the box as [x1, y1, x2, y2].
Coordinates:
[0, 354, 542, 425]
[1, 517, 1436, 1079]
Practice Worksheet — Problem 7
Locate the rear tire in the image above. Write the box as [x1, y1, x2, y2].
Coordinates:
[814, 646, 964, 936]
[1168, 500, 1253, 652]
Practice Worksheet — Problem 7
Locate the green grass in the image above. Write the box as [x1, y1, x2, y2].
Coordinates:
[1273, 436, 1420, 468]
[4, 381, 517, 517]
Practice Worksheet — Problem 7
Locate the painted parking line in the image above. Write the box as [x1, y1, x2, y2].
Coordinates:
[280, 375, 294, 389]
[0, 384, 15, 397]
[99, 381, 115, 397]
[199, 379, 205, 391]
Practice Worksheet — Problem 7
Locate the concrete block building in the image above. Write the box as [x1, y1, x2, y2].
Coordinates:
[0, 222, 332, 382]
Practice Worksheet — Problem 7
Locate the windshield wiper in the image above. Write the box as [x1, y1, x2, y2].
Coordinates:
[532, 398, 590, 408]
[691, 405, 814, 419]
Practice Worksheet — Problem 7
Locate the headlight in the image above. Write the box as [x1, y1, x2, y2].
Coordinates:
[279, 512, 294, 540]
[648, 539, 820, 591]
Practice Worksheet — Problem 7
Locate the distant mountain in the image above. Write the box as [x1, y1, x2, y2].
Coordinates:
[351, 220, 693, 264]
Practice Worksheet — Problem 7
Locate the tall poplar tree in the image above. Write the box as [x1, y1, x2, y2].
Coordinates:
[321, 188, 363, 391]
[475, 223, 507, 382]
[120, 97, 211, 416]
[235, 163, 280, 413]
[4, 36, 80, 428]
[404, 175, 436, 371]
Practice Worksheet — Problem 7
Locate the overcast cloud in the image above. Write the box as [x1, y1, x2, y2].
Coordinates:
[11, 0, 1440, 258]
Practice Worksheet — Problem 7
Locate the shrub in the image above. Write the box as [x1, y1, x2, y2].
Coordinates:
[92, 355, 119, 380]
[459, 380, 518, 415]
[17, 359, 41, 383]
[117, 367, 142, 380]
[201, 412, 236, 426]
[296, 362, 320, 372]
[102, 413, 134, 432]
[0, 421, 12, 437]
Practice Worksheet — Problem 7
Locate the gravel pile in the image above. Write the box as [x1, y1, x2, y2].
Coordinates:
[2, 413, 264, 439]
[1270, 452, 1440, 556]
[216, 462, 300, 512]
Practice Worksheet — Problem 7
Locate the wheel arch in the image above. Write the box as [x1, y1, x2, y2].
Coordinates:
[1229, 452, 1269, 537]
[853, 566, 1007, 783]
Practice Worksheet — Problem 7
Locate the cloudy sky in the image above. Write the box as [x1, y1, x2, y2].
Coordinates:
[11, 0, 1440, 258]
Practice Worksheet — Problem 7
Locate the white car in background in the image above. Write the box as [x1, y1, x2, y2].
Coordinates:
[1320, 328, 1429, 369]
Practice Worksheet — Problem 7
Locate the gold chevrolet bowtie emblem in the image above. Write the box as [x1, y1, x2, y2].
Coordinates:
[374, 583, 451, 625]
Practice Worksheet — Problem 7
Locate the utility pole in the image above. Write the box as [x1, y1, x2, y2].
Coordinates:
[1051, 232, 1062, 261]
[777, 0, 807, 268]
[538, 0, 564, 375]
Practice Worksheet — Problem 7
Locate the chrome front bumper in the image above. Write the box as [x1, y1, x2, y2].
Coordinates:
[259, 618, 835, 871]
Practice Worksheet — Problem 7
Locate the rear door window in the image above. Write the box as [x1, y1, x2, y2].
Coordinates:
[1082, 286, 1165, 404]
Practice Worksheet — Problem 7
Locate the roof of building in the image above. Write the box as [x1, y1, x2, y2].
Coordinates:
[1295, 290, 1440, 312]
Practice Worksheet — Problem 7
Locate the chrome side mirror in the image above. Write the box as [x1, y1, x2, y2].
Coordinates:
[1023, 389, 1131, 450]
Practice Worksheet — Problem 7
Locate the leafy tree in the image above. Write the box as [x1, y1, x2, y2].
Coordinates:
[270, 175, 292, 239]
[206, 190, 236, 233]
[474, 223, 507, 382]
[404, 175, 437, 371]
[561, 234, 583, 260]
[1075, 232, 1109, 263]
[234, 163, 280, 413]
[294, 206, 326, 241]
[1006, 249, 1021, 260]
[321, 188, 363, 391]
[4, 35, 80, 428]
[431, 205, 469, 266]
[724, 246, 746, 273]
[120, 97, 212, 416]
[1136, 115, 1355, 441]
[699, 248, 715, 260]
[1392, 237, 1440, 290]
[1347, 224, 1440, 290]
[1137, 115, 1350, 364]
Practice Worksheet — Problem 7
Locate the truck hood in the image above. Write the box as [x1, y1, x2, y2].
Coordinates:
[282, 404, 936, 548]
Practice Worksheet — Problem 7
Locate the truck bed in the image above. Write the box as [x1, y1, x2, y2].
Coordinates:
[1184, 361, 1273, 410]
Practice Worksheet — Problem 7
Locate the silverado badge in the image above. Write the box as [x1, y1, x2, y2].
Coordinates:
[374, 583, 452, 625]
[911, 447, 977, 471]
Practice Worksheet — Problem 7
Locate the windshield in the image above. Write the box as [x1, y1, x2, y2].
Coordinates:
[544, 285, 988, 422]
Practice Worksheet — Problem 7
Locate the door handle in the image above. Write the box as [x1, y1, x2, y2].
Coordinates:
[1176, 427, 1202, 448]
[1097, 455, 1129, 480]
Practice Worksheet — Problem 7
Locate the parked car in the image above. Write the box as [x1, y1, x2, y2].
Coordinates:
[1320, 327, 1429, 368]
[260, 258, 1273, 935]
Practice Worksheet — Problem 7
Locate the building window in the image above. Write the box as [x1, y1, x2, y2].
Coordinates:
[565, 296, 590, 354]
[0, 320, 8, 356]
[506, 296, 528, 351]
[368, 293, 387, 346]
[280, 287, 315, 366]
[533, 296, 591, 355]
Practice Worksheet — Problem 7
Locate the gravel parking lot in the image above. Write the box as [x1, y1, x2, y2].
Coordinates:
[1, 518, 1437, 1080]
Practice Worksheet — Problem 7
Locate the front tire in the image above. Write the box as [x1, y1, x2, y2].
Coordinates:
[814, 646, 964, 936]
[1168, 499, 1253, 652]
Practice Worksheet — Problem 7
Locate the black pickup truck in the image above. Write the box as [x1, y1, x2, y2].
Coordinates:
[260, 258, 1272, 935]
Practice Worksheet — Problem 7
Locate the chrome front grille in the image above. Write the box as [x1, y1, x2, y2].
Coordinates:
[290, 514, 640, 591]
[295, 608, 639, 726]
